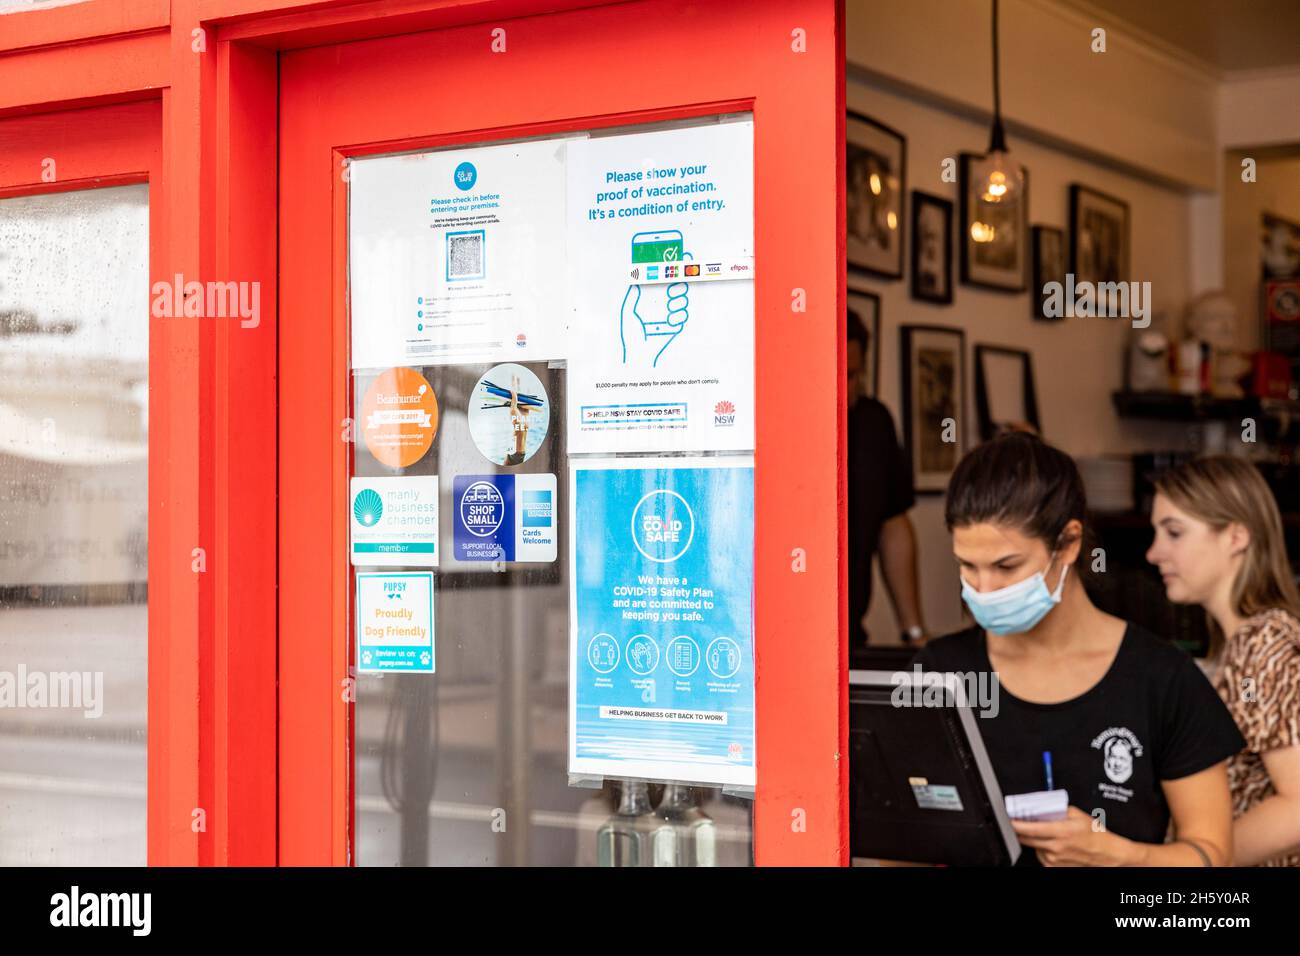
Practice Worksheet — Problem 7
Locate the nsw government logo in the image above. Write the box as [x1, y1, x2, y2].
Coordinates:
[713, 400, 736, 427]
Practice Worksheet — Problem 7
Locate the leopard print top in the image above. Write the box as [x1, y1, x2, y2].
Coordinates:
[1212, 608, 1300, 867]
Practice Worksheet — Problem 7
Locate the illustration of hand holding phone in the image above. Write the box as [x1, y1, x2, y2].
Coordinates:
[620, 229, 691, 368]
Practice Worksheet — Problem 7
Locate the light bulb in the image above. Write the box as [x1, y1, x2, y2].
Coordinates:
[977, 149, 1023, 207]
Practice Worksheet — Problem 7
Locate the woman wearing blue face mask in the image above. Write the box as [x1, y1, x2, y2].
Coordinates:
[912, 433, 1244, 866]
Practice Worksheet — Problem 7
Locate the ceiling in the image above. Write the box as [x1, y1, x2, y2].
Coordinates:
[1060, 0, 1300, 73]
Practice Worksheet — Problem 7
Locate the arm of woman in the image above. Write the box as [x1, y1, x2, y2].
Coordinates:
[1012, 762, 1232, 866]
[1143, 761, 1234, 866]
[1230, 745, 1300, 866]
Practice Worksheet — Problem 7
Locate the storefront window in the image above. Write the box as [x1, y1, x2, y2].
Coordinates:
[347, 116, 756, 865]
[0, 184, 149, 865]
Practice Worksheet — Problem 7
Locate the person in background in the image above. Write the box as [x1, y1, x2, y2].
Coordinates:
[914, 433, 1243, 866]
[846, 308, 926, 646]
[1146, 456, 1300, 866]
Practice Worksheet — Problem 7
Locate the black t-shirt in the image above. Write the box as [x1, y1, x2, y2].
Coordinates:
[848, 398, 914, 643]
[912, 622, 1245, 866]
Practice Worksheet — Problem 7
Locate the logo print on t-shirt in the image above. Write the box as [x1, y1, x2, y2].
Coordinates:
[1104, 737, 1134, 783]
[1091, 727, 1144, 785]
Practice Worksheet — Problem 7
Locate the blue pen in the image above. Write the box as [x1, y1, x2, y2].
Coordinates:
[1043, 751, 1054, 791]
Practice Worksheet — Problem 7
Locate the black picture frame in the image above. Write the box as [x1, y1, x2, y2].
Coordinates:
[847, 281, 881, 399]
[900, 324, 966, 494]
[1031, 224, 1066, 321]
[1069, 184, 1130, 289]
[910, 190, 953, 305]
[974, 345, 1040, 442]
[847, 111, 906, 279]
[959, 152, 1028, 292]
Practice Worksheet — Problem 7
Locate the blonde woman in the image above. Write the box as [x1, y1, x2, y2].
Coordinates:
[1147, 456, 1300, 866]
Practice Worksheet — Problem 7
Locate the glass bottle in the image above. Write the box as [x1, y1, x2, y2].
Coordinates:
[656, 783, 717, 867]
[597, 780, 672, 867]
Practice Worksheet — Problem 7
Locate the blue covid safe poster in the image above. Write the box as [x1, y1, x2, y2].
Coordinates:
[355, 571, 435, 674]
[569, 457, 755, 788]
[451, 473, 557, 564]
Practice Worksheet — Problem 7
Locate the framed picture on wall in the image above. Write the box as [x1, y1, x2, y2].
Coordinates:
[847, 112, 905, 278]
[847, 281, 881, 399]
[959, 153, 1028, 292]
[900, 324, 965, 494]
[1031, 225, 1066, 321]
[1069, 184, 1130, 289]
[974, 345, 1040, 441]
[910, 191, 953, 304]
[1262, 212, 1300, 279]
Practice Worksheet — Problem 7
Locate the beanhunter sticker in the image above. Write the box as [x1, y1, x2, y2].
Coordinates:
[360, 367, 439, 468]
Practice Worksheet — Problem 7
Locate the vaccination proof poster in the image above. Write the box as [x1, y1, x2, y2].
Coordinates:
[348, 137, 570, 368]
[569, 457, 755, 788]
[565, 118, 755, 455]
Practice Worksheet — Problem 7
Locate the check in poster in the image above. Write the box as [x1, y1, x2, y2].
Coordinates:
[569, 457, 755, 788]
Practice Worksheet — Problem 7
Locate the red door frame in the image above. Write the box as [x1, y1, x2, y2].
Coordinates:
[0, 0, 846, 866]
[279, 0, 846, 866]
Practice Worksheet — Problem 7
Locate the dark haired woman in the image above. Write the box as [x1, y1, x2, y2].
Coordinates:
[913, 433, 1244, 866]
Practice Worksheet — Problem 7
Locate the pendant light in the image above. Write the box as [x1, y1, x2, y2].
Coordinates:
[972, 0, 1023, 215]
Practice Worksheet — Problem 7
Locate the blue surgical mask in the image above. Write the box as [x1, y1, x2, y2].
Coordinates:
[960, 557, 1070, 635]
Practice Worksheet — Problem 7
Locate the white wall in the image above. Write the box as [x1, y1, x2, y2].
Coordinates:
[1219, 68, 1300, 151]
[846, 0, 1220, 190]
[849, 81, 1196, 640]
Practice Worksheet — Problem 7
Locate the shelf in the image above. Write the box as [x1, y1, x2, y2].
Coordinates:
[1112, 391, 1300, 424]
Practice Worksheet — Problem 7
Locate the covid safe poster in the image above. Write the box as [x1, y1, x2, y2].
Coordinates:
[568, 458, 755, 788]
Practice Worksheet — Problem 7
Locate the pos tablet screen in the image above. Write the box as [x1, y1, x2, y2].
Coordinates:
[849, 668, 1020, 866]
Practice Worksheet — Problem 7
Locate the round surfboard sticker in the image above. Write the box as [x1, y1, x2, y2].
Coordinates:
[360, 367, 439, 468]
[467, 363, 549, 466]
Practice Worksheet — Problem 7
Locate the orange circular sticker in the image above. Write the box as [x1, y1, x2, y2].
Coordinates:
[360, 367, 439, 468]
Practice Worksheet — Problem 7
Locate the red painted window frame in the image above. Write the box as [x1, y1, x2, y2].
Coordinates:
[0, 99, 180, 861]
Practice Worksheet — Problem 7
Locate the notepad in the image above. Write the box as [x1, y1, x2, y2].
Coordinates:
[1004, 789, 1069, 822]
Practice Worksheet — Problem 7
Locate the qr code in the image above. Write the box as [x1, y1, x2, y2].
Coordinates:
[447, 232, 484, 279]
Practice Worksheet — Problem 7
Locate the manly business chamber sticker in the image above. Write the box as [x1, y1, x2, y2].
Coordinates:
[349, 476, 439, 567]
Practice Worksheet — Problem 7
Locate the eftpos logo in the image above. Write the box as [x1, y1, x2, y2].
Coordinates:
[713, 400, 736, 427]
